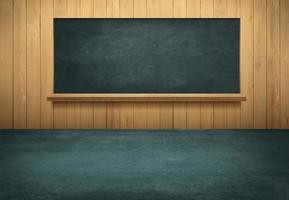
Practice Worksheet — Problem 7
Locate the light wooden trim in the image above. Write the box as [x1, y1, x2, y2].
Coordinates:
[47, 93, 246, 102]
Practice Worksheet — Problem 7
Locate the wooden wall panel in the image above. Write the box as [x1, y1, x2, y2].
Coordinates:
[240, 0, 254, 128]
[0, 0, 13, 128]
[27, 0, 41, 128]
[267, 0, 280, 128]
[1, 0, 289, 130]
[253, 0, 267, 128]
[40, 0, 54, 128]
[14, 0, 27, 129]
[280, 0, 289, 128]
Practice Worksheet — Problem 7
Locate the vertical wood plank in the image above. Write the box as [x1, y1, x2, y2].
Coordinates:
[80, 103, 94, 128]
[240, 0, 254, 128]
[107, 0, 120, 17]
[280, 0, 289, 128]
[67, 0, 81, 17]
[174, 103, 187, 129]
[120, 103, 134, 129]
[94, 103, 107, 128]
[147, 0, 160, 18]
[160, 103, 173, 129]
[173, 0, 186, 18]
[227, 103, 241, 128]
[133, 103, 147, 128]
[214, 0, 227, 17]
[213, 103, 227, 128]
[93, 0, 107, 128]
[80, 0, 94, 17]
[27, 0, 41, 128]
[147, 103, 160, 129]
[160, 0, 173, 17]
[107, 103, 121, 128]
[200, 0, 214, 17]
[134, 0, 146, 17]
[187, 103, 201, 128]
[94, 0, 107, 17]
[54, 0, 67, 17]
[254, 0, 267, 128]
[186, 0, 201, 18]
[120, 0, 134, 18]
[227, 0, 240, 17]
[14, 0, 27, 129]
[267, 0, 280, 128]
[200, 0, 214, 129]
[53, 103, 67, 128]
[41, 0, 54, 128]
[0, 0, 13, 128]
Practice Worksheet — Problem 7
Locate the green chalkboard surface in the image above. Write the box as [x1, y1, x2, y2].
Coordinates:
[54, 19, 240, 93]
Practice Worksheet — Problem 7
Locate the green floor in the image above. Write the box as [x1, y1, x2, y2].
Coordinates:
[0, 130, 289, 200]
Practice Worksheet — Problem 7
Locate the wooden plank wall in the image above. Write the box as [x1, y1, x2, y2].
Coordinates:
[0, 0, 289, 129]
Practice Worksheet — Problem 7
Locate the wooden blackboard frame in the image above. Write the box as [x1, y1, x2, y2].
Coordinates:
[48, 18, 246, 102]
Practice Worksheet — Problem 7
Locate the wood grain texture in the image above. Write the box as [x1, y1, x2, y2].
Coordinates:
[14, 0, 27, 129]
[266, 0, 280, 128]
[133, 103, 147, 129]
[240, 0, 254, 128]
[93, 103, 107, 128]
[186, 0, 201, 18]
[27, 0, 41, 128]
[0, 0, 13, 128]
[280, 0, 289, 128]
[253, 0, 267, 128]
[1, 0, 289, 129]
[160, 103, 173, 129]
[40, 0, 54, 128]
[174, 103, 187, 129]
[94, 0, 107, 18]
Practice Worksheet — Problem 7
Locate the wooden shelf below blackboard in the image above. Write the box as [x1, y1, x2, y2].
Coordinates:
[47, 94, 246, 102]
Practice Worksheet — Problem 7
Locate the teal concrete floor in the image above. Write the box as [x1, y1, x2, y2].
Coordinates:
[0, 130, 289, 200]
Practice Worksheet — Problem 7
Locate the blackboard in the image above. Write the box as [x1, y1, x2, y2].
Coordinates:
[54, 19, 240, 93]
